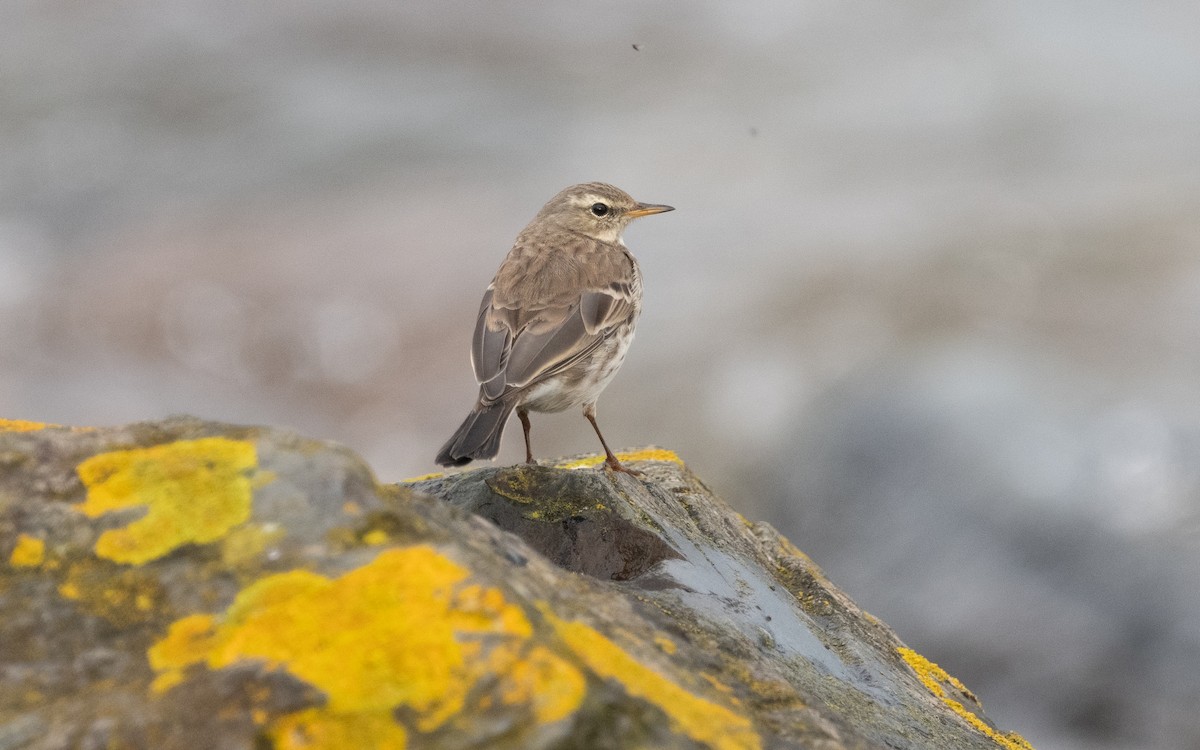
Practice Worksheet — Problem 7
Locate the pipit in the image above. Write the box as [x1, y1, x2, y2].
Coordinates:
[435, 182, 673, 473]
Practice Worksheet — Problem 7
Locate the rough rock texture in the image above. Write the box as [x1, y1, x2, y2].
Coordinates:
[0, 417, 1033, 750]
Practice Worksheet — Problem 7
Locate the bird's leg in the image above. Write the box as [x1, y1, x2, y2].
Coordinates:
[583, 404, 640, 475]
[517, 407, 536, 465]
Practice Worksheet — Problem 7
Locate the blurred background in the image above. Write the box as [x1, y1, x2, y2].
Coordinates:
[4, 2, 1199, 748]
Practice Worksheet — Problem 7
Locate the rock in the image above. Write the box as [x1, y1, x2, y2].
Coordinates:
[0, 417, 1034, 749]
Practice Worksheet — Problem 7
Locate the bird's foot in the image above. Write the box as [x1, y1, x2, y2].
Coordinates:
[603, 457, 643, 476]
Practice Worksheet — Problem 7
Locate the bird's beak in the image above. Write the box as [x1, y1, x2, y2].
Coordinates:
[626, 202, 674, 218]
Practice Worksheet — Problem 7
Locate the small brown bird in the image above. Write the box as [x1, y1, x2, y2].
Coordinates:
[435, 182, 673, 472]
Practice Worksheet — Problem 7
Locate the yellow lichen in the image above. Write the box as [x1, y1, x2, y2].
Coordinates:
[148, 614, 218, 693]
[547, 612, 761, 750]
[149, 545, 585, 745]
[271, 709, 408, 750]
[55, 562, 169, 626]
[361, 529, 389, 546]
[775, 535, 817, 566]
[0, 418, 50, 432]
[490, 644, 587, 725]
[701, 672, 737, 698]
[654, 635, 677, 654]
[75, 437, 259, 565]
[220, 523, 284, 569]
[898, 647, 1035, 750]
[556, 448, 684, 470]
[402, 472, 444, 482]
[9, 534, 45, 567]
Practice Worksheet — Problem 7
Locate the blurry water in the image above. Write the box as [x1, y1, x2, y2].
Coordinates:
[4, 3, 1200, 748]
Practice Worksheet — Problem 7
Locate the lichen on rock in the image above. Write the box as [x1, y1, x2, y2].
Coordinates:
[0, 417, 1033, 749]
[76, 437, 260, 565]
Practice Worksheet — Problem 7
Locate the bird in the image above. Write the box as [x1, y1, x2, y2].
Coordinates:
[435, 182, 673, 473]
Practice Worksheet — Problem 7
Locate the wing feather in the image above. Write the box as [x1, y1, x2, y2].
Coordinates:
[503, 305, 605, 389]
[471, 289, 511, 399]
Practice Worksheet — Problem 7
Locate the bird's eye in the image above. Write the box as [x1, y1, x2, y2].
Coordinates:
[590, 203, 609, 217]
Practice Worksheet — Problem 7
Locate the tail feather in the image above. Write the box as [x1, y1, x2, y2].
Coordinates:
[435, 400, 516, 467]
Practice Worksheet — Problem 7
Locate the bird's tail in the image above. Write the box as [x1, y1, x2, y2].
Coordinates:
[435, 400, 516, 467]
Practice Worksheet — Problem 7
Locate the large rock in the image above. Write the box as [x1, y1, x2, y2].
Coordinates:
[0, 417, 1033, 749]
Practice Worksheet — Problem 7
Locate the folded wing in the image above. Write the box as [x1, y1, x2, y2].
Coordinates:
[471, 279, 635, 403]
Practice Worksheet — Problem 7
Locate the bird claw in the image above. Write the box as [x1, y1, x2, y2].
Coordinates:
[603, 459, 643, 477]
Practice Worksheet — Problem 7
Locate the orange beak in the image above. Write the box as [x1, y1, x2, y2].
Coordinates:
[626, 202, 675, 218]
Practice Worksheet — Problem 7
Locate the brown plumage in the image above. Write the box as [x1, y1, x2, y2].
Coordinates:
[435, 182, 673, 472]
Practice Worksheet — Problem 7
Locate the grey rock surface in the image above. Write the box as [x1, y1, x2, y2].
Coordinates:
[1, 417, 1032, 749]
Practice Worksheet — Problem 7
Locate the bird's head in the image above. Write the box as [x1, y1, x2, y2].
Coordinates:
[536, 182, 673, 243]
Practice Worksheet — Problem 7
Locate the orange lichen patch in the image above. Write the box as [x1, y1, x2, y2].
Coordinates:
[149, 545, 585, 745]
[556, 448, 684, 470]
[546, 612, 761, 750]
[9, 534, 45, 567]
[898, 648, 1035, 750]
[75, 438, 259, 565]
[0, 418, 51, 432]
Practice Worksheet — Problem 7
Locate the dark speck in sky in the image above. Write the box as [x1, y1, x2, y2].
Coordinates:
[632, 44, 641, 51]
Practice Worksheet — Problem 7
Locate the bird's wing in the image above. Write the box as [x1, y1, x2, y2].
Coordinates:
[471, 241, 636, 401]
[470, 288, 510, 399]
